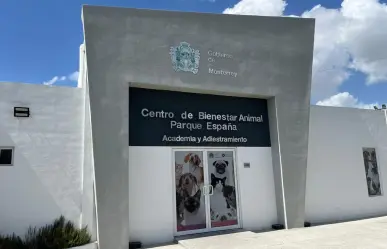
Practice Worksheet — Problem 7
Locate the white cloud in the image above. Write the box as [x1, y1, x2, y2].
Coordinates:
[316, 92, 378, 109]
[43, 76, 64, 86]
[68, 71, 79, 81]
[222, 0, 387, 103]
[301, 5, 351, 101]
[305, 0, 387, 94]
[42, 71, 79, 86]
[340, 0, 387, 84]
[223, 0, 287, 16]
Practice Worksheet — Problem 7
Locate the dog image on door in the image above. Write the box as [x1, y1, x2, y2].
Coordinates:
[207, 151, 238, 227]
[175, 151, 206, 231]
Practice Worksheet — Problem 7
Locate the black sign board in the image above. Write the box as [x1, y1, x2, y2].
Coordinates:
[129, 87, 271, 147]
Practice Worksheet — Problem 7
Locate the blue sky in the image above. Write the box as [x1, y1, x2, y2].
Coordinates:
[0, 0, 386, 107]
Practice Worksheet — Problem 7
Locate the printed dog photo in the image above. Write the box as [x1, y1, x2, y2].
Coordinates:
[183, 188, 202, 213]
[179, 173, 198, 196]
[212, 160, 233, 185]
[175, 151, 206, 230]
[213, 160, 229, 175]
[209, 173, 238, 224]
[176, 174, 205, 227]
[207, 152, 238, 227]
[182, 189, 206, 226]
[176, 173, 201, 226]
[175, 188, 188, 225]
[366, 162, 381, 196]
[184, 153, 204, 183]
[363, 149, 382, 196]
[212, 160, 229, 176]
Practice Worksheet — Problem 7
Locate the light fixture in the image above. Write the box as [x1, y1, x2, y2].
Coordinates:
[14, 107, 30, 117]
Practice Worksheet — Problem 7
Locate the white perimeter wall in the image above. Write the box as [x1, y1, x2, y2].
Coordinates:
[306, 105, 387, 224]
[128, 147, 277, 246]
[0, 82, 86, 236]
[6, 82, 387, 242]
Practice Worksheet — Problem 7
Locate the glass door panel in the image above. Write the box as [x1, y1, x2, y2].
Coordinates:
[207, 151, 238, 228]
[174, 151, 207, 232]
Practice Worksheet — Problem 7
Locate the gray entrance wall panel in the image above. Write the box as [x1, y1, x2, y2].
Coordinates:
[82, 6, 314, 249]
[267, 97, 286, 226]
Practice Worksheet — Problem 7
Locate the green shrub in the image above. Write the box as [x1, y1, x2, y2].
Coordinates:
[0, 216, 91, 249]
[0, 234, 26, 249]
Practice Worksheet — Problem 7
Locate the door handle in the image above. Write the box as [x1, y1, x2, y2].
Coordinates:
[208, 185, 214, 196]
[202, 185, 208, 195]
[202, 185, 213, 196]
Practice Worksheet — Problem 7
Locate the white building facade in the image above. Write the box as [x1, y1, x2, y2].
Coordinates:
[0, 6, 387, 249]
[1, 80, 387, 248]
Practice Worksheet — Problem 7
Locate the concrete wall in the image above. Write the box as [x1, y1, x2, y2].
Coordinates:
[305, 106, 387, 224]
[79, 43, 98, 241]
[236, 147, 278, 231]
[128, 147, 277, 245]
[0, 82, 87, 236]
[82, 6, 315, 249]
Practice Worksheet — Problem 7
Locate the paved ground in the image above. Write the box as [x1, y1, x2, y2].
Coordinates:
[146, 216, 387, 249]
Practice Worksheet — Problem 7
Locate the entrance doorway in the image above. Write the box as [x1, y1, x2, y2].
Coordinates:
[173, 149, 240, 236]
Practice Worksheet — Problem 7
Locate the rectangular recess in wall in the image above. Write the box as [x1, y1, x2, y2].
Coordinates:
[14, 107, 30, 117]
[0, 147, 14, 166]
[244, 162, 251, 168]
[362, 147, 382, 197]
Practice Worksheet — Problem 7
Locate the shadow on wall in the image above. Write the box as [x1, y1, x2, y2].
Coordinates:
[0, 82, 85, 237]
[0, 128, 65, 236]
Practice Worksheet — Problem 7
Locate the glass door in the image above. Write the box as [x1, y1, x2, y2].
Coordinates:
[173, 149, 240, 236]
[174, 150, 208, 233]
[207, 150, 239, 229]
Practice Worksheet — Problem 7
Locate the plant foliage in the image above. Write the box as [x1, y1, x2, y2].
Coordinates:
[0, 234, 25, 249]
[0, 216, 91, 249]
